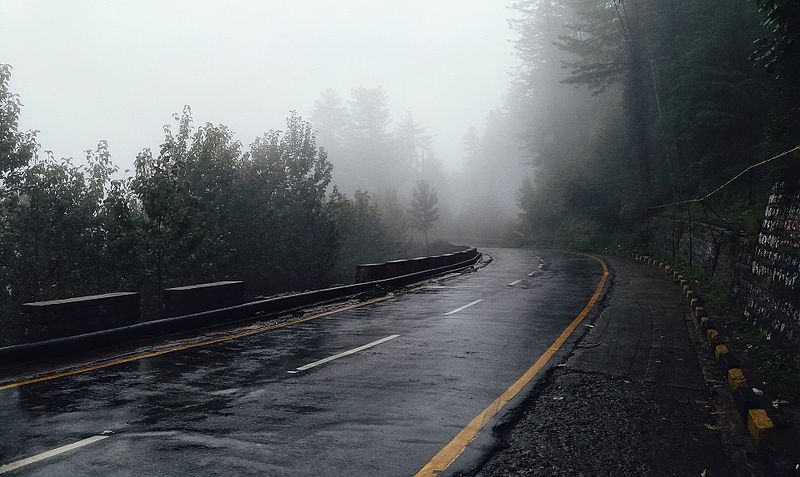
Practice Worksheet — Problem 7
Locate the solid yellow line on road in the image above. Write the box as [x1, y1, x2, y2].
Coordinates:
[0, 293, 406, 392]
[414, 255, 609, 477]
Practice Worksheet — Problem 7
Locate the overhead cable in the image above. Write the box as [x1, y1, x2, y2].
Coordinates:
[648, 145, 800, 209]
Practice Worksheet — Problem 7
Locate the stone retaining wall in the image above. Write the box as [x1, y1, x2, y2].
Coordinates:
[647, 182, 800, 348]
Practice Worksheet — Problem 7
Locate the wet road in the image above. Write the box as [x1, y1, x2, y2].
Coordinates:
[0, 248, 604, 476]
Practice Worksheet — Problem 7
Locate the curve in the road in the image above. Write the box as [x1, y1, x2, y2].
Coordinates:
[415, 253, 608, 476]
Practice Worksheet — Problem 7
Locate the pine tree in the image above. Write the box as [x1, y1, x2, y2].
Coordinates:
[407, 180, 439, 252]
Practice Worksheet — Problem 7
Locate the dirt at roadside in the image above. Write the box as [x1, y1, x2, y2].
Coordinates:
[472, 256, 762, 477]
[477, 371, 733, 476]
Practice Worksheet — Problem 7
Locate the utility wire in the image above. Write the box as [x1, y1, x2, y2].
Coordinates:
[649, 145, 800, 209]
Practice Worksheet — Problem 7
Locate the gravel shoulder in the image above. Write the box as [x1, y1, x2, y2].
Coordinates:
[473, 255, 757, 477]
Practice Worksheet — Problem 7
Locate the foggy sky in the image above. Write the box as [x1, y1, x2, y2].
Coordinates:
[0, 0, 515, 174]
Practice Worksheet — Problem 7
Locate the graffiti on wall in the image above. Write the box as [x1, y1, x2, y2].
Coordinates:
[745, 182, 800, 344]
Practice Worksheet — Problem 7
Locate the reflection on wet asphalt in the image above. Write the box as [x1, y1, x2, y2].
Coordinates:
[0, 248, 603, 476]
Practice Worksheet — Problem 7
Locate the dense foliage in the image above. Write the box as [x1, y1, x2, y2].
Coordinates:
[0, 67, 436, 331]
[510, 0, 800, 246]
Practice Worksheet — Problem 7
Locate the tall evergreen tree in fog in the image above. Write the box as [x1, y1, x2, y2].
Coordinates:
[309, 87, 448, 246]
[556, 0, 653, 196]
[310, 89, 349, 159]
[394, 111, 431, 176]
[408, 180, 439, 251]
[344, 86, 395, 192]
[454, 112, 528, 240]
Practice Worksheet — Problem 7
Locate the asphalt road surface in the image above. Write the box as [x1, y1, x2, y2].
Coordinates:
[0, 248, 606, 476]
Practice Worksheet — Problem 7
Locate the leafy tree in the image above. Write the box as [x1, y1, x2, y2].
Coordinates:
[0, 66, 439, 337]
[407, 180, 439, 251]
[240, 111, 336, 292]
[0, 65, 36, 180]
[327, 189, 399, 281]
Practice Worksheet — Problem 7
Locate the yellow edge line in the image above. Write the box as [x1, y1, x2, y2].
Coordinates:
[0, 291, 410, 392]
[414, 255, 609, 477]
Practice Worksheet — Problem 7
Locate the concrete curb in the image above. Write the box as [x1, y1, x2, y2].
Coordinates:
[0, 252, 482, 365]
[631, 253, 777, 446]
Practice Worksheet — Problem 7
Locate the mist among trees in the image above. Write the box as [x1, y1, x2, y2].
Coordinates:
[0, 67, 474, 328]
[1, 0, 797, 328]
[508, 0, 799, 247]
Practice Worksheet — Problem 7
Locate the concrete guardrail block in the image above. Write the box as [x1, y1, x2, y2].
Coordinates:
[19, 292, 140, 344]
[694, 307, 707, 320]
[747, 409, 775, 445]
[714, 344, 729, 361]
[706, 328, 720, 346]
[727, 368, 748, 391]
[163, 281, 245, 317]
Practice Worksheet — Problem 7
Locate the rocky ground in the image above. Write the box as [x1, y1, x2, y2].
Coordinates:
[473, 256, 764, 476]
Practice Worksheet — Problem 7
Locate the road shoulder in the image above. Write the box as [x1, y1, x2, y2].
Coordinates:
[474, 255, 754, 476]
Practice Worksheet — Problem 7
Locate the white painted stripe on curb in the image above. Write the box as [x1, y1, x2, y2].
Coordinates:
[443, 299, 483, 316]
[0, 435, 109, 474]
[293, 335, 400, 372]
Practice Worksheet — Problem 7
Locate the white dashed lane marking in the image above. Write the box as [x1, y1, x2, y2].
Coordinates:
[443, 299, 483, 316]
[290, 335, 400, 372]
[0, 435, 109, 474]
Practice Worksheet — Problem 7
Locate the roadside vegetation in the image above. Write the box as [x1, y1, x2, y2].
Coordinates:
[505, 0, 800, 429]
[0, 65, 456, 327]
[507, 0, 799, 246]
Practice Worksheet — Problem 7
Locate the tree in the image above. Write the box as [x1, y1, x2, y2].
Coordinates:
[310, 88, 349, 156]
[754, 0, 800, 81]
[556, 0, 654, 200]
[407, 180, 439, 251]
[754, 0, 800, 157]
[0, 64, 36, 181]
[241, 111, 336, 292]
[374, 187, 408, 245]
[327, 188, 398, 281]
[394, 111, 431, 176]
[130, 106, 243, 293]
[0, 66, 414, 333]
[342, 86, 395, 192]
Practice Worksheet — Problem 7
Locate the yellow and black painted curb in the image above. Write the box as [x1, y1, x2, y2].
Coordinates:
[631, 253, 776, 446]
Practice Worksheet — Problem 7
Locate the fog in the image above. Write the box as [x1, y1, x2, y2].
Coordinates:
[1, 1, 541, 243]
[1, 0, 791, 315]
[2, 8, 515, 161]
